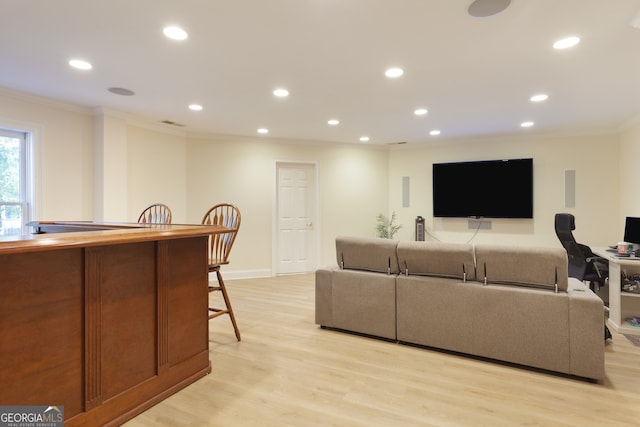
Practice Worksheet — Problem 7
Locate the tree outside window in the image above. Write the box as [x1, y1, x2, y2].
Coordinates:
[0, 130, 28, 236]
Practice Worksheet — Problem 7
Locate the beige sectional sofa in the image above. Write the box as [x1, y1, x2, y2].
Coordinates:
[315, 236, 605, 381]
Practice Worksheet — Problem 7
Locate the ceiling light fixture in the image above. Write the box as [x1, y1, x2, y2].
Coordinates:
[553, 36, 580, 50]
[69, 59, 92, 70]
[414, 108, 428, 116]
[163, 26, 188, 40]
[327, 119, 340, 125]
[188, 104, 203, 111]
[359, 136, 370, 142]
[521, 121, 534, 128]
[160, 120, 185, 127]
[384, 68, 404, 78]
[273, 88, 289, 97]
[429, 130, 441, 136]
[257, 128, 269, 134]
[108, 87, 134, 96]
[467, 0, 511, 18]
[530, 94, 548, 102]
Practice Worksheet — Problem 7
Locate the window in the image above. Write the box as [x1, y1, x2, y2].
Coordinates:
[0, 128, 31, 236]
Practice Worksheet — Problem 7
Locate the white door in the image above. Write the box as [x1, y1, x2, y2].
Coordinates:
[276, 163, 317, 274]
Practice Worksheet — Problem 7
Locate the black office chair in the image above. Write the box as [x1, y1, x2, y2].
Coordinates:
[554, 213, 611, 341]
[554, 213, 608, 290]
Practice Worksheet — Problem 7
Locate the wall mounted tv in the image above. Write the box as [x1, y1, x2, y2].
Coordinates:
[432, 158, 533, 219]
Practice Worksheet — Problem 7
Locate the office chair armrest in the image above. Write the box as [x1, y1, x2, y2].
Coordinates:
[586, 256, 608, 278]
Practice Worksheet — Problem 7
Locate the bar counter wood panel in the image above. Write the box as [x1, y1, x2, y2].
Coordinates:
[0, 223, 217, 426]
[0, 248, 84, 415]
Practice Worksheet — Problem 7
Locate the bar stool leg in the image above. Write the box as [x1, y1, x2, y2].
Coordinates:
[208, 266, 241, 341]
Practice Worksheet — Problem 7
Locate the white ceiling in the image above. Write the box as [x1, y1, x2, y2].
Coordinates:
[1, 0, 640, 145]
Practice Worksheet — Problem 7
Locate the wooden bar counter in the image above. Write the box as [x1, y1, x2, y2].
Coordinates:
[0, 222, 223, 426]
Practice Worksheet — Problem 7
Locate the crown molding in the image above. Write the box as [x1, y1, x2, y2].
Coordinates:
[0, 86, 92, 115]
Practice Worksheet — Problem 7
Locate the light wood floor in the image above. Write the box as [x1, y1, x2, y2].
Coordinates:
[125, 274, 640, 427]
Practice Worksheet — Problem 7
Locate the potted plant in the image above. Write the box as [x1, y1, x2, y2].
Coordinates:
[376, 211, 402, 239]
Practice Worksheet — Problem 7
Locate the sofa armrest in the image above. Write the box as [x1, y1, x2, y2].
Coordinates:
[315, 267, 335, 327]
[567, 278, 605, 380]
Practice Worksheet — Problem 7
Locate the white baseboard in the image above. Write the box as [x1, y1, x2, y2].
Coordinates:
[209, 269, 272, 281]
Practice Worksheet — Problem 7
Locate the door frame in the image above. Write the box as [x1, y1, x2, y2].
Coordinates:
[272, 160, 321, 276]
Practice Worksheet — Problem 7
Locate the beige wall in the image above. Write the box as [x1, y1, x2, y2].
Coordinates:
[620, 119, 640, 236]
[1, 88, 639, 276]
[0, 88, 93, 221]
[94, 112, 128, 221]
[388, 133, 620, 248]
[185, 136, 389, 274]
[126, 125, 188, 223]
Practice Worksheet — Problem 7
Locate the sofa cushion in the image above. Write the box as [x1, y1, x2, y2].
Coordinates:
[335, 235, 400, 274]
[397, 241, 475, 281]
[474, 244, 569, 291]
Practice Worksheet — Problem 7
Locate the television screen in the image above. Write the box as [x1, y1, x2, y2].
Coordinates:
[432, 158, 533, 218]
[624, 217, 640, 244]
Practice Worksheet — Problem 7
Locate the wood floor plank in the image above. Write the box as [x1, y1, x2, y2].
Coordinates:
[124, 274, 640, 426]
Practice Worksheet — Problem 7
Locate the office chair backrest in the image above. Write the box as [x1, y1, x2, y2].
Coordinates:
[554, 213, 587, 280]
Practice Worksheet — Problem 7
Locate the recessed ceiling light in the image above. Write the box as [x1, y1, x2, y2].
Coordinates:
[163, 26, 188, 40]
[188, 104, 203, 111]
[530, 94, 549, 102]
[69, 59, 92, 70]
[631, 10, 640, 30]
[521, 121, 534, 128]
[273, 88, 289, 97]
[328, 119, 340, 125]
[414, 108, 428, 116]
[385, 68, 404, 78]
[257, 128, 269, 134]
[553, 36, 580, 50]
[360, 136, 370, 142]
[430, 130, 441, 136]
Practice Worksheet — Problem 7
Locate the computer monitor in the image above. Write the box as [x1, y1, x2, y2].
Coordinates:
[623, 216, 640, 244]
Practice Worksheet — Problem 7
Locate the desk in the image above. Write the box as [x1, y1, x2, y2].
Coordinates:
[593, 247, 640, 336]
[0, 222, 226, 426]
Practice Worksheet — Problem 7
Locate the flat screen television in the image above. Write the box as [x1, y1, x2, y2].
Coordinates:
[623, 216, 640, 244]
[432, 158, 533, 218]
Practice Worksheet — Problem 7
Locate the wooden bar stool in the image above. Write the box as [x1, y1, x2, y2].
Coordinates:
[138, 203, 173, 224]
[202, 203, 241, 341]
